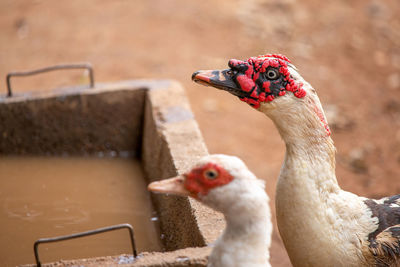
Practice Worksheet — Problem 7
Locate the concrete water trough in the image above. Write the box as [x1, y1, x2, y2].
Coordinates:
[0, 72, 224, 266]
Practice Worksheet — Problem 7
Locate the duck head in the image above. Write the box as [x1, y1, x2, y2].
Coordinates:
[148, 154, 265, 213]
[192, 54, 308, 108]
[192, 54, 331, 138]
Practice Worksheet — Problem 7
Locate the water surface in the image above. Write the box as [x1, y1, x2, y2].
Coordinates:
[0, 157, 162, 266]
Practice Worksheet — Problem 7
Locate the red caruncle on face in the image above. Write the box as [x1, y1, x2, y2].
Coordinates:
[183, 163, 234, 198]
[228, 54, 306, 109]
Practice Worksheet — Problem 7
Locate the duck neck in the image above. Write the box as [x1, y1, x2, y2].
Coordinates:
[282, 132, 337, 182]
[214, 191, 271, 266]
[261, 95, 337, 179]
[281, 138, 339, 192]
[260, 94, 342, 211]
[223, 200, 270, 239]
[260, 95, 345, 264]
[272, 111, 340, 208]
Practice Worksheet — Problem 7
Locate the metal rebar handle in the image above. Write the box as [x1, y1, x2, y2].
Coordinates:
[33, 223, 137, 267]
[6, 63, 94, 97]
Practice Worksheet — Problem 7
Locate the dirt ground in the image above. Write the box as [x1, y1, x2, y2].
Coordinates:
[1, 0, 399, 266]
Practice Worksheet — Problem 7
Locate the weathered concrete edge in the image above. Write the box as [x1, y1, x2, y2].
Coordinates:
[19, 247, 211, 267]
[144, 80, 225, 245]
[0, 79, 172, 104]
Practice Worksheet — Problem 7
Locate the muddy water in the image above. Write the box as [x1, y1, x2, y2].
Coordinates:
[0, 157, 162, 266]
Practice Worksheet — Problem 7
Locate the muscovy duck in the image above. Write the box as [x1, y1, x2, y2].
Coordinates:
[192, 54, 400, 267]
[148, 154, 272, 267]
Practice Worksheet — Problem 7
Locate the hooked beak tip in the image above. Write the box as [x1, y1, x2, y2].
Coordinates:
[191, 70, 213, 87]
[191, 71, 200, 81]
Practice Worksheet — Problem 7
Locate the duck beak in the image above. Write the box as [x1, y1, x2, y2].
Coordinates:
[192, 69, 247, 98]
[147, 176, 190, 197]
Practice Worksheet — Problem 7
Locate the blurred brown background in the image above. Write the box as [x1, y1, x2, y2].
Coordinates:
[1, 0, 399, 266]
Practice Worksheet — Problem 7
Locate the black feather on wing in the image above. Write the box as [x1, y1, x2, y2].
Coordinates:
[370, 225, 400, 267]
[364, 195, 400, 266]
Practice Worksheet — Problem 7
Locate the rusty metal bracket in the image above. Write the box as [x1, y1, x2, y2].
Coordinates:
[6, 63, 94, 97]
[33, 223, 137, 267]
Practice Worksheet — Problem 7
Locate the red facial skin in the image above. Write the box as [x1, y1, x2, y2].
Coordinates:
[228, 54, 330, 136]
[228, 54, 307, 109]
[183, 163, 234, 199]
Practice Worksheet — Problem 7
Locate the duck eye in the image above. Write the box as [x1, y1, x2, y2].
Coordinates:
[266, 69, 279, 80]
[226, 70, 234, 76]
[204, 169, 219, 180]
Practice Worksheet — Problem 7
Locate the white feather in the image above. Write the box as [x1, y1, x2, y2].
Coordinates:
[194, 155, 272, 267]
[258, 66, 381, 267]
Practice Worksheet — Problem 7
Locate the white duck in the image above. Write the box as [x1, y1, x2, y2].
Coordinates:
[148, 154, 272, 267]
[192, 54, 400, 267]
